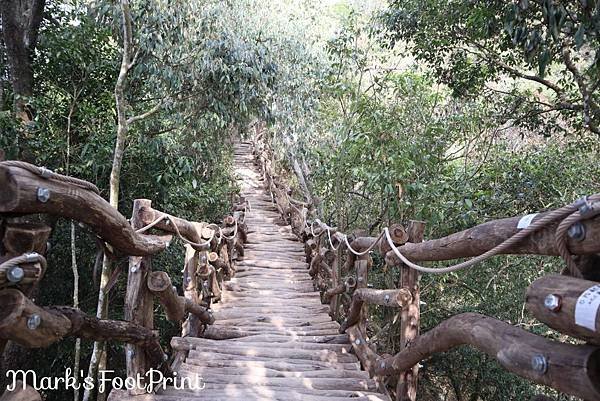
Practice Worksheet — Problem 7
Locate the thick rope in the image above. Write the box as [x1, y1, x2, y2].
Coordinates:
[135, 213, 214, 250]
[307, 196, 600, 275]
[383, 195, 599, 274]
[554, 200, 600, 278]
[1, 160, 100, 194]
[255, 139, 600, 276]
[0, 253, 47, 284]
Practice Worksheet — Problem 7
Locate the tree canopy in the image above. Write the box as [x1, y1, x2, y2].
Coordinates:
[0, 1, 599, 401]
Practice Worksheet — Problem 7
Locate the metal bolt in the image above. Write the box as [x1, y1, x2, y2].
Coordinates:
[127, 349, 135, 357]
[531, 355, 548, 374]
[172, 286, 177, 293]
[380, 361, 386, 369]
[131, 265, 138, 273]
[544, 294, 562, 312]
[579, 203, 594, 218]
[384, 294, 390, 303]
[567, 222, 586, 242]
[6, 267, 24, 283]
[354, 339, 361, 345]
[36, 187, 50, 203]
[25, 252, 39, 263]
[39, 167, 52, 178]
[27, 314, 41, 330]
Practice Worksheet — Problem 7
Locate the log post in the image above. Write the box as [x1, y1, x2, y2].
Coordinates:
[526, 275, 600, 344]
[125, 199, 157, 394]
[182, 243, 201, 337]
[329, 247, 340, 319]
[397, 220, 426, 401]
[1, 222, 51, 295]
[355, 257, 369, 337]
[0, 221, 51, 388]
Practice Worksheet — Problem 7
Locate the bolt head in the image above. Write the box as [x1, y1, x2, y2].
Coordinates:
[36, 187, 50, 203]
[567, 222, 586, 242]
[354, 339, 361, 345]
[544, 294, 562, 312]
[531, 354, 548, 374]
[27, 314, 41, 330]
[25, 252, 39, 263]
[384, 294, 390, 303]
[6, 266, 24, 283]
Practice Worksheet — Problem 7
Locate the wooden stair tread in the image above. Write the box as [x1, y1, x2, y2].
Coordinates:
[108, 141, 390, 401]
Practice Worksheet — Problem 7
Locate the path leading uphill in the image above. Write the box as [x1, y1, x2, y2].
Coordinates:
[129, 142, 389, 400]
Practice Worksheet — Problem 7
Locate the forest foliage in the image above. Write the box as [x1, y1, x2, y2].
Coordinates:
[1, 0, 599, 400]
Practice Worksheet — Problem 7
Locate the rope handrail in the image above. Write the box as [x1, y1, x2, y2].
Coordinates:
[304, 196, 600, 276]
[135, 212, 215, 250]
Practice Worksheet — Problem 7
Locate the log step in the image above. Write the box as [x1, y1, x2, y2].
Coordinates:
[108, 141, 389, 401]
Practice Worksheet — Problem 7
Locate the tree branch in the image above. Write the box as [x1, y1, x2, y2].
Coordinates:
[126, 100, 162, 125]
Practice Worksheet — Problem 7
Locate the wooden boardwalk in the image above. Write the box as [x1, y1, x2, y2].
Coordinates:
[119, 142, 388, 400]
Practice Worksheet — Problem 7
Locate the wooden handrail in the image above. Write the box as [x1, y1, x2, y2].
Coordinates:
[253, 134, 600, 401]
[384, 211, 600, 265]
[374, 313, 600, 401]
[0, 165, 170, 256]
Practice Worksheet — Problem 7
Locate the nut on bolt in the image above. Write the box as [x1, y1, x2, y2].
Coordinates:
[36, 187, 50, 203]
[27, 314, 41, 330]
[531, 354, 548, 374]
[544, 294, 562, 312]
[6, 266, 24, 283]
[567, 222, 586, 242]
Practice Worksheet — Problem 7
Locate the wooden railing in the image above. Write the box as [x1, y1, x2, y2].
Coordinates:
[252, 136, 600, 401]
[0, 161, 247, 398]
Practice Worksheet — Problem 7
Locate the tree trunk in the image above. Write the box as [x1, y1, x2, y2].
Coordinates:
[70, 222, 81, 401]
[0, 0, 44, 121]
[83, 1, 134, 399]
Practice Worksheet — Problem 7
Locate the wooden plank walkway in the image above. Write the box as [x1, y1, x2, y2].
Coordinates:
[114, 142, 389, 400]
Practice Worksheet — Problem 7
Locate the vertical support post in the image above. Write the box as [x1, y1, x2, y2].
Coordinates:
[329, 247, 341, 319]
[355, 256, 369, 334]
[125, 199, 154, 395]
[0, 221, 51, 387]
[397, 220, 426, 401]
[181, 244, 200, 337]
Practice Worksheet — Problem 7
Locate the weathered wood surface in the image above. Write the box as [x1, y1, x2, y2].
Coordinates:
[0, 165, 169, 256]
[397, 220, 425, 401]
[109, 141, 389, 400]
[375, 313, 600, 401]
[526, 275, 600, 344]
[384, 209, 600, 265]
